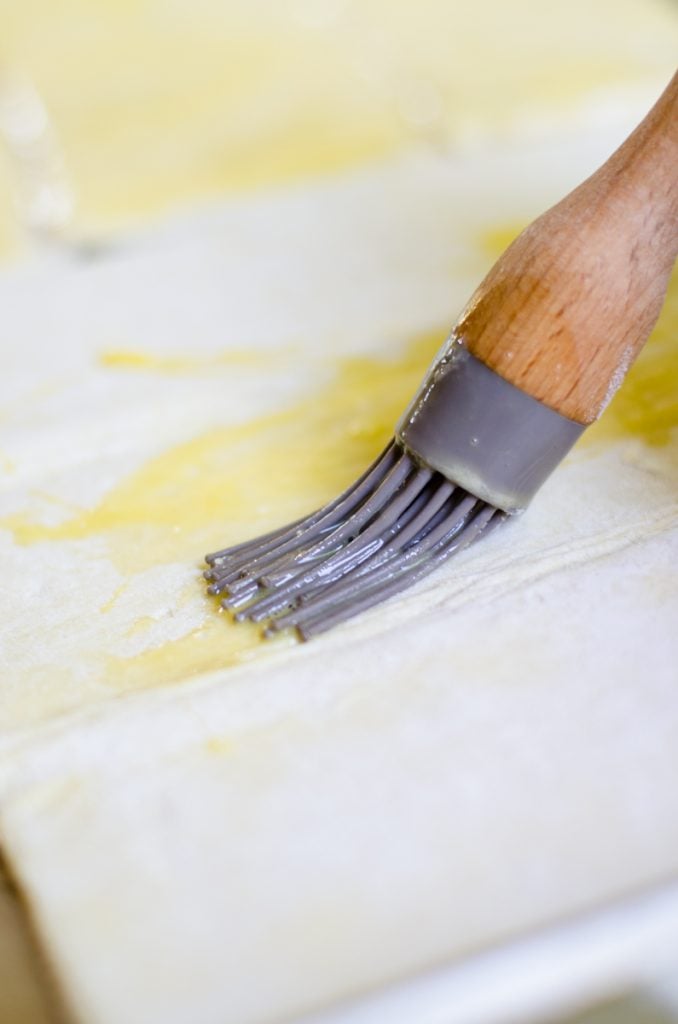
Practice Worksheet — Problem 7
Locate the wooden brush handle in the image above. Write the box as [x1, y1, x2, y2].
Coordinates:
[458, 70, 678, 425]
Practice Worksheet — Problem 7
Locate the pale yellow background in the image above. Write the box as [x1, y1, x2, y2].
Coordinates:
[1, 0, 677, 254]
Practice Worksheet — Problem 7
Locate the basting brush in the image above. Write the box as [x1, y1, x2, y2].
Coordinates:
[204, 71, 678, 640]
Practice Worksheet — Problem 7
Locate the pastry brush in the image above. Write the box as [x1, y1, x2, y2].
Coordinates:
[204, 71, 678, 640]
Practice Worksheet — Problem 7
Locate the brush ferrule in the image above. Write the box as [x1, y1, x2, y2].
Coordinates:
[395, 337, 584, 513]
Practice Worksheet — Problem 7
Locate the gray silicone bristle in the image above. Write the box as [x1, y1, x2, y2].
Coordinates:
[204, 441, 505, 640]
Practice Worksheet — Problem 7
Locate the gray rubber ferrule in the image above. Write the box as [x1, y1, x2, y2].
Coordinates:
[395, 337, 584, 513]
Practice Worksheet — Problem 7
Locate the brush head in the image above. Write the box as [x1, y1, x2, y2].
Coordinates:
[204, 441, 505, 640]
[202, 339, 587, 639]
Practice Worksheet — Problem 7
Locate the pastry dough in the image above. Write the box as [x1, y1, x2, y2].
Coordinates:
[0, 131, 677, 1024]
[0, 3, 677, 1022]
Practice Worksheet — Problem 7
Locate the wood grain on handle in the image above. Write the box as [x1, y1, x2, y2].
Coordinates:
[459, 70, 678, 425]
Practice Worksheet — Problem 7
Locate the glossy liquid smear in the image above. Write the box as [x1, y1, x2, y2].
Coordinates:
[104, 334, 447, 692]
[0, 333, 442, 714]
[5, 334, 441, 561]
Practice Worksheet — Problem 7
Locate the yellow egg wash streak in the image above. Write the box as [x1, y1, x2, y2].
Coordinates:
[0, 332, 441, 708]
[3, 333, 440, 564]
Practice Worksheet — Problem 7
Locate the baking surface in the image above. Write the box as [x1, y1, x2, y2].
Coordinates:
[0, 2, 677, 1022]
